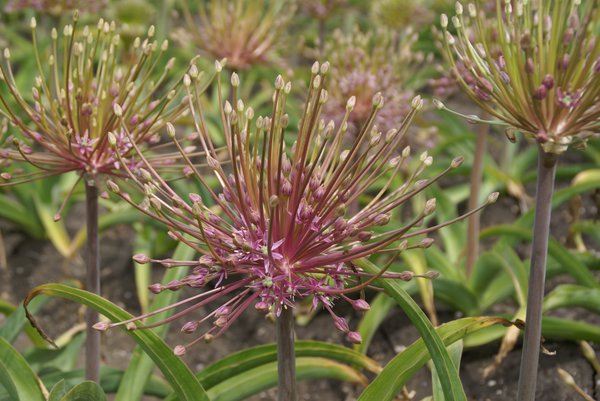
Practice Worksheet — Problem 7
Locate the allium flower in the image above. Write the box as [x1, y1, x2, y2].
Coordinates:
[101, 61, 496, 354]
[0, 15, 192, 199]
[179, 0, 295, 70]
[322, 27, 429, 137]
[4, 0, 108, 14]
[370, 0, 435, 30]
[439, 0, 600, 154]
[300, 0, 346, 20]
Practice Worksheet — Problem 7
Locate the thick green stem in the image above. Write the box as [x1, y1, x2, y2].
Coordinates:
[85, 181, 100, 382]
[277, 306, 296, 401]
[516, 147, 558, 401]
[465, 120, 488, 277]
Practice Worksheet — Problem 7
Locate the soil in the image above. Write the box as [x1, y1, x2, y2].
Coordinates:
[0, 179, 599, 401]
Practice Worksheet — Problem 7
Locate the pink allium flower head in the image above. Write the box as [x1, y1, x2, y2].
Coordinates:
[322, 27, 430, 137]
[439, 0, 600, 154]
[0, 14, 196, 197]
[103, 62, 496, 353]
[179, 0, 295, 70]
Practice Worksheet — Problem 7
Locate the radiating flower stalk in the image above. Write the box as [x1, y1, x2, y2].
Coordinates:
[180, 0, 295, 71]
[98, 60, 497, 399]
[0, 14, 194, 382]
[439, 2, 600, 400]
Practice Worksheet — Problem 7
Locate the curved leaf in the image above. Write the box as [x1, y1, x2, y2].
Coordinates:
[357, 317, 508, 401]
[206, 357, 366, 401]
[58, 381, 106, 401]
[114, 242, 195, 401]
[24, 284, 208, 401]
[196, 340, 380, 390]
[355, 258, 467, 401]
[543, 284, 600, 314]
[0, 337, 45, 401]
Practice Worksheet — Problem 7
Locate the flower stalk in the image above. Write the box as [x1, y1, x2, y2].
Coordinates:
[277, 306, 296, 401]
[84, 180, 100, 382]
[517, 147, 557, 401]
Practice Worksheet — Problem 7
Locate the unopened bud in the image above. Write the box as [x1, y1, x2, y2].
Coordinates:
[333, 316, 349, 333]
[181, 321, 199, 334]
[174, 345, 186, 356]
[451, 156, 464, 168]
[352, 299, 370, 312]
[346, 331, 362, 344]
[487, 192, 499, 203]
[231, 72, 240, 87]
[372, 92, 384, 109]
[30, 17, 37, 29]
[107, 180, 120, 193]
[424, 198, 437, 215]
[113, 103, 123, 117]
[166, 122, 176, 138]
[93, 322, 110, 331]
[133, 254, 151, 264]
[419, 238, 434, 248]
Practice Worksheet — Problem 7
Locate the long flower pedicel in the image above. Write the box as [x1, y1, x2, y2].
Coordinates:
[439, 0, 600, 153]
[102, 62, 497, 354]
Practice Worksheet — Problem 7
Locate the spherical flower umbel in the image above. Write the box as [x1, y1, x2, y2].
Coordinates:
[322, 27, 429, 136]
[179, 0, 295, 70]
[0, 15, 193, 198]
[439, 0, 600, 154]
[101, 62, 496, 354]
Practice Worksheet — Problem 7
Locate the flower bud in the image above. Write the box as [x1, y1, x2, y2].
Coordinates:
[174, 345, 186, 356]
[133, 254, 151, 264]
[424, 198, 437, 216]
[333, 316, 349, 333]
[181, 321, 199, 334]
[352, 299, 370, 312]
[487, 192, 499, 204]
[346, 331, 362, 344]
[93, 322, 110, 331]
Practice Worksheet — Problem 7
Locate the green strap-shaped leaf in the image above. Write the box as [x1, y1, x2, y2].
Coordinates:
[166, 357, 366, 401]
[544, 284, 600, 314]
[48, 380, 69, 401]
[56, 381, 106, 401]
[24, 283, 209, 401]
[355, 258, 467, 401]
[357, 317, 508, 401]
[114, 242, 195, 401]
[0, 337, 45, 401]
[196, 340, 380, 390]
[0, 296, 47, 346]
[207, 357, 366, 401]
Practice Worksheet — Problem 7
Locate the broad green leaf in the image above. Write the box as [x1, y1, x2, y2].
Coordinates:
[543, 285, 600, 314]
[481, 225, 599, 288]
[24, 333, 84, 373]
[36, 367, 170, 399]
[57, 381, 106, 401]
[48, 380, 69, 401]
[432, 341, 463, 401]
[114, 242, 196, 401]
[0, 337, 45, 401]
[195, 340, 380, 390]
[356, 258, 467, 401]
[24, 283, 208, 401]
[357, 317, 507, 401]
[0, 296, 47, 346]
[205, 357, 366, 401]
